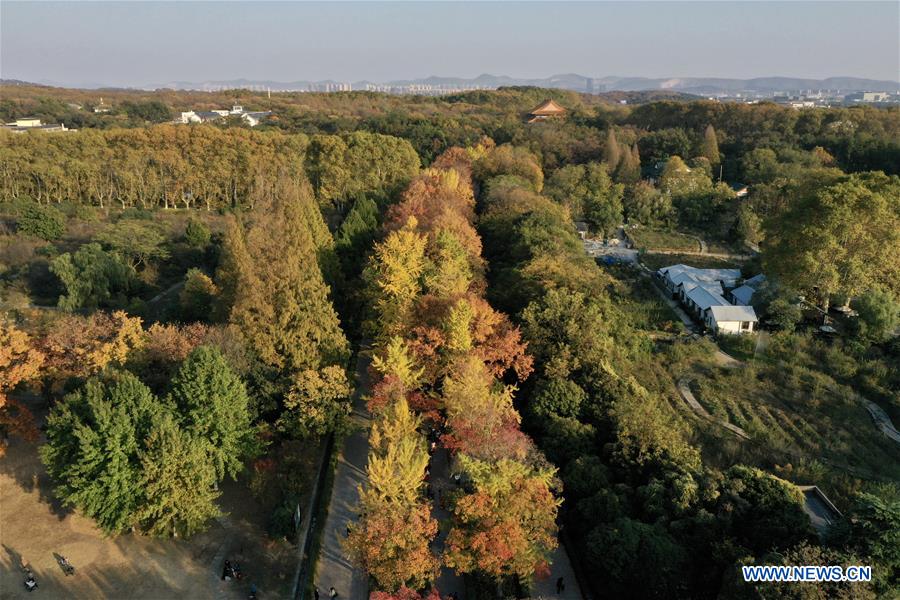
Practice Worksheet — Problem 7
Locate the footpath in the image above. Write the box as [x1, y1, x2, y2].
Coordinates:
[313, 351, 372, 600]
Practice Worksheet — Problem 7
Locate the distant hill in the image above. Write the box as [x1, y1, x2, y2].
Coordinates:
[6, 74, 899, 95]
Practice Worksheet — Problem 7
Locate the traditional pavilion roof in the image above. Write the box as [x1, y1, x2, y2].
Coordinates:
[529, 99, 567, 116]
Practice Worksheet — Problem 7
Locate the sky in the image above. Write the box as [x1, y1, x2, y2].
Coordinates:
[1, 1, 898, 88]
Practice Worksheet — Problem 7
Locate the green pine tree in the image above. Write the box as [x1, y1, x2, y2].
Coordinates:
[41, 371, 162, 534]
[167, 346, 256, 481]
[335, 193, 379, 274]
[137, 413, 222, 537]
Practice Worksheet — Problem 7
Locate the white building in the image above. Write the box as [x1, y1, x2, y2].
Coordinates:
[178, 107, 271, 127]
[3, 118, 70, 133]
[658, 264, 758, 335]
[659, 264, 742, 292]
[705, 305, 758, 334]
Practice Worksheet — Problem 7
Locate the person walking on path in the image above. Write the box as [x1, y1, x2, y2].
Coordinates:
[314, 587, 320, 600]
[556, 577, 565, 594]
[330, 586, 338, 598]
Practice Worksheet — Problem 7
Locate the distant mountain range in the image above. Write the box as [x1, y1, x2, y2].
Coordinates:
[6, 74, 899, 94]
[146, 73, 900, 94]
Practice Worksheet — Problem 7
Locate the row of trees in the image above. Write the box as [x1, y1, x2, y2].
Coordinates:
[345, 145, 560, 594]
[3, 168, 358, 538]
[0, 126, 419, 213]
[473, 142, 899, 597]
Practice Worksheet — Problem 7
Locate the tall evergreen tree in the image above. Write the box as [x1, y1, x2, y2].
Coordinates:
[137, 413, 221, 537]
[613, 145, 641, 184]
[335, 193, 380, 274]
[701, 125, 721, 172]
[584, 163, 625, 236]
[41, 371, 162, 534]
[603, 129, 621, 172]
[167, 345, 256, 481]
[225, 176, 350, 373]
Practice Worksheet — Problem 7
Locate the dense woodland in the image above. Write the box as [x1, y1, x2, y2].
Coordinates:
[1, 84, 899, 599]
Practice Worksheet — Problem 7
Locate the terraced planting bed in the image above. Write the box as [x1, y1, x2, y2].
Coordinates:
[689, 364, 900, 481]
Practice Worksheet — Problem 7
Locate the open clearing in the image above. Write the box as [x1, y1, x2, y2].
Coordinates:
[0, 396, 299, 600]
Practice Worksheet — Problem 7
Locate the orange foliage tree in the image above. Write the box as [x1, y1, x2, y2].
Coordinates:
[36, 310, 145, 392]
[0, 319, 45, 449]
[444, 456, 560, 581]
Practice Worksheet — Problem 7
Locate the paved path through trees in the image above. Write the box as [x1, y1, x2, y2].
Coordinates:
[314, 351, 372, 600]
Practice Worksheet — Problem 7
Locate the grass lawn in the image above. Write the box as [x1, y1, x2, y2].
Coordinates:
[639, 252, 743, 272]
[602, 263, 683, 333]
[628, 228, 701, 253]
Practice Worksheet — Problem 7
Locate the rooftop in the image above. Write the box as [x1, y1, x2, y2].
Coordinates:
[798, 485, 842, 535]
[730, 285, 756, 306]
[528, 99, 566, 116]
[660, 264, 742, 284]
[687, 286, 730, 311]
[709, 304, 758, 322]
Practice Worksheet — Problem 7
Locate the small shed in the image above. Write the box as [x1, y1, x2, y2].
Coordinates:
[574, 221, 589, 240]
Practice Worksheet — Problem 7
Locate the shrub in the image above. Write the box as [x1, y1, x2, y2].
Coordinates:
[184, 218, 212, 248]
[17, 203, 66, 240]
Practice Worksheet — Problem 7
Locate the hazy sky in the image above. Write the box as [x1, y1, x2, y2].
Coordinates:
[2, 1, 898, 87]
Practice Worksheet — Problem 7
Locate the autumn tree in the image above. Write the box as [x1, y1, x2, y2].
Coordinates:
[603, 129, 622, 172]
[474, 144, 544, 192]
[38, 310, 145, 391]
[0, 319, 44, 450]
[441, 355, 529, 461]
[277, 365, 352, 438]
[345, 500, 439, 592]
[306, 135, 350, 208]
[222, 176, 349, 373]
[345, 397, 439, 591]
[445, 455, 560, 583]
[131, 322, 210, 390]
[366, 217, 427, 339]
